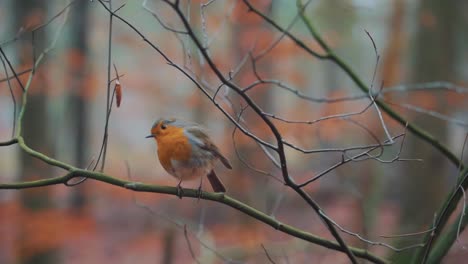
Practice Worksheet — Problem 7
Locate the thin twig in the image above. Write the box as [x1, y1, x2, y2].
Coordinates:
[0, 47, 25, 92]
[64, 156, 95, 186]
[362, 30, 393, 144]
[380, 228, 435, 239]
[14, 0, 70, 138]
[232, 107, 283, 183]
[184, 225, 201, 264]
[299, 134, 405, 187]
[457, 187, 466, 243]
[282, 135, 399, 155]
[385, 100, 468, 127]
[0, 68, 32, 84]
[96, 0, 113, 172]
[0, 1, 76, 47]
[261, 244, 277, 264]
[319, 210, 426, 252]
[0, 54, 16, 137]
[342, 118, 385, 160]
[384, 81, 468, 94]
[241, 0, 327, 59]
[200, 0, 237, 47]
[142, 0, 187, 34]
[364, 30, 392, 143]
[253, 0, 307, 61]
[263, 96, 375, 126]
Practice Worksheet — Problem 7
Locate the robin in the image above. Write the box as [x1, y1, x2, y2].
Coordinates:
[146, 118, 231, 195]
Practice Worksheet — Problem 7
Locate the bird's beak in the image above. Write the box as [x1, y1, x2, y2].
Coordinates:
[145, 134, 154, 138]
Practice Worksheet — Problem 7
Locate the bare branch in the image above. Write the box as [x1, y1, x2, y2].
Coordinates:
[0, 68, 32, 84]
[143, 0, 187, 34]
[0, 47, 26, 92]
[243, 79, 367, 103]
[0, 138, 18, 146]
[232, 107, 283, 183]
[385, 100, 468, 127]
[200, 0, 237, 48]
[0, 54, 16, 137]
[319, 210, 426, 252]
[380, 228, 435, 239]
[384, 82, 468, 94]
[299, 133, 406, 187]
[97, 0, 114, 172]
[241, 0, 327, 59]
[253, 0, 307, 61]
[263, 97, 374, 126]
[0, 1, 76, 47]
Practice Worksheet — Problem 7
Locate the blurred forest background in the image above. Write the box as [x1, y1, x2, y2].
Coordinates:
[1, 0, 468, 263]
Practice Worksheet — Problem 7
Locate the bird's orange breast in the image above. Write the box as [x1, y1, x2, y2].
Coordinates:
[156, 128, 192, 175]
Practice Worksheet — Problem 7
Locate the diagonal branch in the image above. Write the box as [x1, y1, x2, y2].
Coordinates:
[243, 0, 463, 169]
[160, 1, 359, 262]
[293, 0, 463, 170]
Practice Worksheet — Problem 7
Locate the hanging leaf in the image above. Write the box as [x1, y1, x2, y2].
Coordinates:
[115, 79, 122, 107]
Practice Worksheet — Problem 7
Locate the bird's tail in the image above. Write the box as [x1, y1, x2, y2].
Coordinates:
[207, 170, 226, 193]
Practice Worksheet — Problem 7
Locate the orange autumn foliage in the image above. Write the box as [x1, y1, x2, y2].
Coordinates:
[0, 202, 96, 259]
[67, 49, 87, 72]
[381, 0, 405, 87]
[125, 232, 162, 253]
[408, 91, 438, 109]
[447, 83, 468, 106]
[212, 222, 267, 247]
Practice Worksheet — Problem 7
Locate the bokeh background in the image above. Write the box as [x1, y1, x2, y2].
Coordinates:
[1, 0, 468, 263]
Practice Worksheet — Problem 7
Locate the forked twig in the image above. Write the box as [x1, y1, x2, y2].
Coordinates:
[0, 54, 16, 137]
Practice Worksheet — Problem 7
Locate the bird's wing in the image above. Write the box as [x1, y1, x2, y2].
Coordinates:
[185, 127, 232, 169]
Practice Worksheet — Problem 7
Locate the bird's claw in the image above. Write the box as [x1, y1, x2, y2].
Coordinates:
[196, 185, 203, 201]
[176, 183, 184, 199]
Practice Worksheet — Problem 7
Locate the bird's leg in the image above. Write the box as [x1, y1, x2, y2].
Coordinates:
[176, 179, 184, 199]
[196, 176, 203, 201]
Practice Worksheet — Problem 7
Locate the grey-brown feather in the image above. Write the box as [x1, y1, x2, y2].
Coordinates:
[207, 170, 226, 192]
[185, 127, 232, 169]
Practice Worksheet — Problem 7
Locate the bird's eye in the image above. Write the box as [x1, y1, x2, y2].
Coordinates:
[161, 124, 167, 130]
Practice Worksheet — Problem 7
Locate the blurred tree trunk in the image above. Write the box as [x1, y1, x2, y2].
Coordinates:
[161, 228, 176, 264]
[381, 0, 405, 87]
[67, 0, 90, 210]
[394, 0, 459, 261]
[13, 0, 57, 263]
